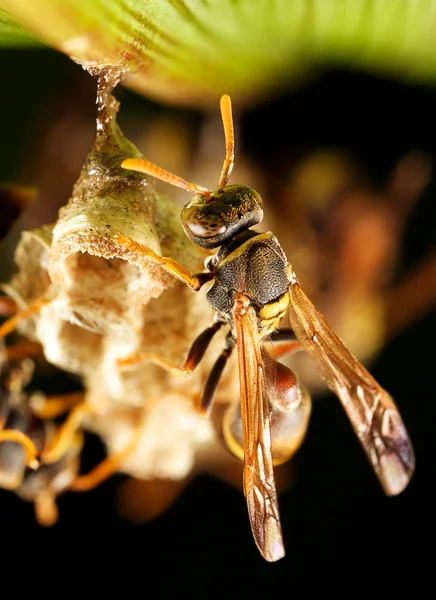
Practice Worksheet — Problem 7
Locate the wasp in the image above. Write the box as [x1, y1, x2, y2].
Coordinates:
[0, 333, 141, 525]
[0, 342, 81, 525]
[113, 95, 415, 561]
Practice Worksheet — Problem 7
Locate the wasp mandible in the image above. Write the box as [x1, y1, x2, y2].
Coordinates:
[118, 95, 415, 562]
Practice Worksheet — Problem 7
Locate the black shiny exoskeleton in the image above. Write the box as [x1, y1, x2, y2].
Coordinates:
[180, 185, 290, 336]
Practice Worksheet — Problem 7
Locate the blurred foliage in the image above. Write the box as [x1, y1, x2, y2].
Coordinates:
[0, 9, 40, 47]
[0, 1, 436, 107]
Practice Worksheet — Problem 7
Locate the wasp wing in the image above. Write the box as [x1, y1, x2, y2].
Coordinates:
[232, 292, 285, 562]
[287, 277, 415, 495]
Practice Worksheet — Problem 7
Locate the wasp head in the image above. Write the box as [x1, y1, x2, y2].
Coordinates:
[181, 185, 264, 249]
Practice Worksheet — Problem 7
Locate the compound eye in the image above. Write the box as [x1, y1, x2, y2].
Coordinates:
[183, 207, 226, 238]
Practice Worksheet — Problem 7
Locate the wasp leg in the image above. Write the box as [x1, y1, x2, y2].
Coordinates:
[69, 454, 126, 491]
[0, 296, 50, 339]
[199, 339, 235, 417]
[41, 403, 92, 464]
[118, 351, 191, 376]
[70, 413, 144, 492]
[21, 432, 83, 526]
[199, 330, 301, 418]
[118, 321, 224, 377]
[114, 234, 213, 291]
[269, 328, 304, 360]
[5, 341, 42, 362]
[34, 490, 59, 527]
[0, 296, 17, 317]
[0, 430, 39, 469]
[30, 391, 85, 420]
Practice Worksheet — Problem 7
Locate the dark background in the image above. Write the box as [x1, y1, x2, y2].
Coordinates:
[0, 50, 435, 595]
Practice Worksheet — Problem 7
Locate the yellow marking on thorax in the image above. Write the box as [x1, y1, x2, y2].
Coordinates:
[258, 293, 289, 337]
[218, 231, 276, 267]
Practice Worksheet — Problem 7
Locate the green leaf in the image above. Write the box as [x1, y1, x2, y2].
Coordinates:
[0, 9, 41, 47]
[1, 1, 436, 106]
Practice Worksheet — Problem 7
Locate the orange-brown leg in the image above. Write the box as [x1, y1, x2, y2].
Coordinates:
[0, 296, 50, 340]
[268, 329, 304, 359]
[0, 337, 41, 469]
[5, 341, 42, 362]
[34, 490, 59, 527]
[70, 448, 133, 492]
[0, 296, 17, 317]
[118, 321, 223, 378]
[41, 403, 92, 464]
[114, 235, 213, 292]
[70, 417, 143, 492]
[118, 351, 191, 376]
[30, 391, 85, 420]
[0, 430, 39, 469]
[200, 330, 303, 418]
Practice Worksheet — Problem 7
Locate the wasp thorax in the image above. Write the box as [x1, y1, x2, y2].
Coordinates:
[181, 185, 263, 249]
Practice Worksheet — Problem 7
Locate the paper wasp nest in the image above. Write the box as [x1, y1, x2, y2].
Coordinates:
[3, 70, 240, 485]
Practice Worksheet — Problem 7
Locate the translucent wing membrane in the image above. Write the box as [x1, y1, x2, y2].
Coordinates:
[232, 292, 285, 562]
[287, 279, 415, 495]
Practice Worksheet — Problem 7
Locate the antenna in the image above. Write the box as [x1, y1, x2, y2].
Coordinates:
[121, 158, 211, 199]
[217, 94, 235, 191]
